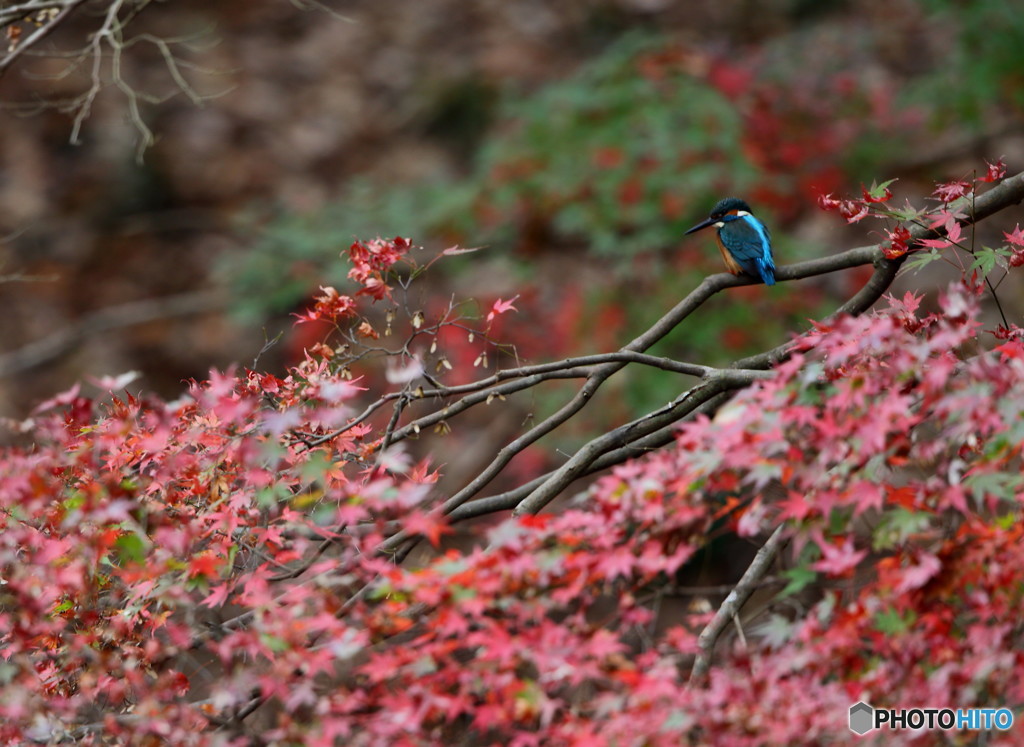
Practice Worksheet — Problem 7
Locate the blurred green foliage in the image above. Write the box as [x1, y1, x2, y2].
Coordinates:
[916, 0, 1024, 126]
[466, 34, 750, 257]
[230, 180, 454, 318]
[227, 33, 755, 318]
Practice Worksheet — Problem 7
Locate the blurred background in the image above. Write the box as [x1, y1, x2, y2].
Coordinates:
[0, 0, 1022, 464]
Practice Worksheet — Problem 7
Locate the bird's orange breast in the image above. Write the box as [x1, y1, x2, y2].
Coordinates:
[715, 234, 744, 275]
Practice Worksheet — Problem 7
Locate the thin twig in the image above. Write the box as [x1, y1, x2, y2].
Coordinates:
[300, 350, 719, 448]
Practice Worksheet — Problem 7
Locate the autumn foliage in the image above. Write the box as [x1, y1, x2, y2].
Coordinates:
[3, 171, 1024, 744]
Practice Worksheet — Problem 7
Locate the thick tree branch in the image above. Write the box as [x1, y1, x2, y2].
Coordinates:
[447, 389, 735, 523]
[512, 371, 769, 516]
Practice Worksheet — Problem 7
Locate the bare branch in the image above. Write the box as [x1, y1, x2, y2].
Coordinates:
[513, 371, 770, 516]
[301, 350, 718, 449]
[0, 290, 225, 377]
[689, 524, 788, 683]
[0, 0, 330, 157]
[121, 32, 205, 105]
[378, 387, 737, 559]
[0, 0, 90, 78]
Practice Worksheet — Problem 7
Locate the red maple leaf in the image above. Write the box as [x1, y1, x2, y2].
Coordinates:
[407, 459, 440, 484]
[188, 553, 220, 579]
[293, 286, 357, 325]
[882, 226, 913, 259]
[977, 158, 1006, 183]
[840, 201, 870, 224]
[994, 340, 1024, 361]
[861, 181, 893, 204]
[817, 193, 841, 211]
[1003, 224, 1024, 247]
[895, 551, 941, 592]
[777, 491, 813, 522]
[932, 180, 971, 203]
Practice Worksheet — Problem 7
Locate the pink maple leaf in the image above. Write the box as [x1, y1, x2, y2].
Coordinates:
[812, 536, 866, 576]
[402, 511, 453, 547]
[486, 295, 520, 323]
[896, 551, 941, 593]
[202, 583, 231, 609]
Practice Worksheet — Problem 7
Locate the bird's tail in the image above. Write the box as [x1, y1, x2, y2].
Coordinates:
[758, 260, 776, 286]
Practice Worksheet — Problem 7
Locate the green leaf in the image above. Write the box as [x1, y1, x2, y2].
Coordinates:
[779, 566, 818, 597]
[867, 178, 898, 200]
[411, 655, 437, 676]
[891, 202, 927, 222]
[256, 483, 292, 508]
[259, 633, 291, 654]
[369, 579, 397, 601]
[62, 492, 86, 512]
[827, 508, 856, 534]
[874, 607, 916, 635]
[969, 246, 1004, 277]
[905, 249, 942, 272]
[964, 471, 1023, 504]
[760, 613, 797, 648]
[515, 680, 544, 709]
[115, 532, 149, 566]
[872, 508, 933, 550]
[451, 585, 477, 602]
[299, 451, 333, 483]
[996, 513, 1017, 530]
[660, 710, 694, 732]
[225, 543, 238, 574]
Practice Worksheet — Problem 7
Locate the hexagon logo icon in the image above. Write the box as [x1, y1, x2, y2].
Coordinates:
[849, 701, 874, 736]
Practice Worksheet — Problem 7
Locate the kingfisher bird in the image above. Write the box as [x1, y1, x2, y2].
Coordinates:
[684, 197, 776, 286]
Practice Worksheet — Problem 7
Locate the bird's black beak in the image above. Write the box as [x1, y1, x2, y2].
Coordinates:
[684, 216, 717, 235]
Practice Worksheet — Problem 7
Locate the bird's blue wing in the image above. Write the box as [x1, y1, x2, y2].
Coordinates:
[719, 214, 775, 285]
